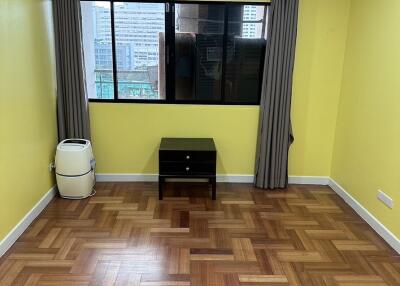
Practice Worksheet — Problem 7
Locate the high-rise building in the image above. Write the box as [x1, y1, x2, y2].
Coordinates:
[81, 2, 164, 99]
[86, 3, 164, 72]
[92, 3, 164, 70]
[242, 5, 265, 38]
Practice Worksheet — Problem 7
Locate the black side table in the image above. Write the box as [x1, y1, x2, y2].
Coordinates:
[158, 138, 217, 200]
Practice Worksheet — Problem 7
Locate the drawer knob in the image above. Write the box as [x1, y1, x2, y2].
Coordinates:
[186, 167, 190, 171]
[186, 155, 190, 160]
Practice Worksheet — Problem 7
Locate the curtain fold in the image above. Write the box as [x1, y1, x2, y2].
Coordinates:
[53, 0, 90, 141]
[254, 0, 299, 189]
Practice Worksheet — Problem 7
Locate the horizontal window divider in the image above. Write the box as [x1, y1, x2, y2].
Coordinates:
[81, 0, 271, 6]
[89, 98, 260, 105]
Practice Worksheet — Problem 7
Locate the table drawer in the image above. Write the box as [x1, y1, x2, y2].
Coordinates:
[159, 151, 216, 162]
[160, 162, 215, 175]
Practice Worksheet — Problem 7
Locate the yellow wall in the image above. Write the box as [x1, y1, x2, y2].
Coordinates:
[91, 0, 351, 176]
[0, 0, 57, 241]
[290, 0, 350, 176]
[331, 0, 400, 237]
[91, 104, 259, 174]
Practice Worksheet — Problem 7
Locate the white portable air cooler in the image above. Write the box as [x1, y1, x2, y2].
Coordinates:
[55, 139, 95, 199]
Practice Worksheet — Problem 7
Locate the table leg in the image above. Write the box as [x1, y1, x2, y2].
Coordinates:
[159, 176, 163, 200]
[211, 177, 216, 200]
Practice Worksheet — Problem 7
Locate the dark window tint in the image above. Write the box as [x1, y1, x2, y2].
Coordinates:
[174, 3, 225, 102]
[224, 5, 267, 103]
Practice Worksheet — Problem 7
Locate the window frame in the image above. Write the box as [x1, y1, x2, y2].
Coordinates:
[82, 0, 270, 105]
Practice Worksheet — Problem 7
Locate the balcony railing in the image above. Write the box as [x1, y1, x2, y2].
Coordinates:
[94, 69, 159, 99]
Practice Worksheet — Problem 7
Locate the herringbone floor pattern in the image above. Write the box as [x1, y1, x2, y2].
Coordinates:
[1, 182, 399, 286]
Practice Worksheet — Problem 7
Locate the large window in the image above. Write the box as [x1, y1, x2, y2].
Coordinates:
[81, 1, 268, 105]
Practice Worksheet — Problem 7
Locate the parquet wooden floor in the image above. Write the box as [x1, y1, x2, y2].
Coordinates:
[1, 182, 400, 286]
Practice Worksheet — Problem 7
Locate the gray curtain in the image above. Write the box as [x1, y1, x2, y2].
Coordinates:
[254, 0, 299, 189]
[53, 0, 91, 141]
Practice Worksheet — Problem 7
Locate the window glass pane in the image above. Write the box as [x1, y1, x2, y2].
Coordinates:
[225, 5, 267, 103]
[81, 1, 114, 99]
[175, 3, 225, 101]
[114, 2, 165, 100]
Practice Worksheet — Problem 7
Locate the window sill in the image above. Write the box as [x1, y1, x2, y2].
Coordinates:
[88, 99, 260, 106]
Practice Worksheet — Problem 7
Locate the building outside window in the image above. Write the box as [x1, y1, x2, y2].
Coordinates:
[81, 1, 268, 104]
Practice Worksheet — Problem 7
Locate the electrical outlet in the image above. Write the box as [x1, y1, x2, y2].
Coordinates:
[49, 162, 55, 172]
[377, 190, 393, 209]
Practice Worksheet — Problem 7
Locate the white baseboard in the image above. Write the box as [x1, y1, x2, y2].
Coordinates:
[95, 174, 255, 183]
[329, 179, 400, 254]
[96, 173, 158, 182]
[96, 173, 254, 183]
[0, 185, 57, 258]
[96, 173, 329, 185]
[217, 174, 254, 183]
[289, 176, 330, 185]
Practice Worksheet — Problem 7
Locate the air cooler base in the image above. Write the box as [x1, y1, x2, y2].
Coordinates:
[56, 171, 95, 199]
